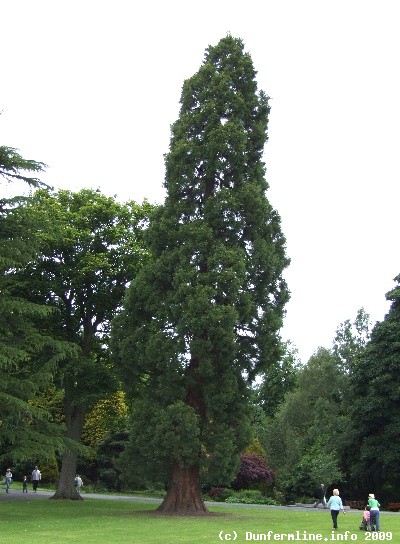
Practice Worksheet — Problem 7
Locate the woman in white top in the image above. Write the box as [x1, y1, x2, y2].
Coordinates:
[31, 466, 41, 492]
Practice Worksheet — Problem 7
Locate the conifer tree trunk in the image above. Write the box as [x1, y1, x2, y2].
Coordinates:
[157, 376, 208, 515]
[157, 464, 208, 515]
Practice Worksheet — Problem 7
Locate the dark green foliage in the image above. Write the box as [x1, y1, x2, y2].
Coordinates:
[17, 189, 154, 394]
[348, 275, 400, 502]
[333, 307, 371, 374]
[224, 489, 280, 505]
[11, 188, 153, 497]
[0, 145, 47, 187]
[0, 146, 68, 463]
[256, 341, 300, 417]
[263, 310, 373, 502]
[112, 35, 289, 504]
[96, 429, 129, 491]
[264, 348, 347, 499]
[77, 429, 130, 490]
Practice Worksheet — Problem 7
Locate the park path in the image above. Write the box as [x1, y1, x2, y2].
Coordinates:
[0, 489, 303, 509]
[0, 489, 160, 503]
[1, 489, 399, 515]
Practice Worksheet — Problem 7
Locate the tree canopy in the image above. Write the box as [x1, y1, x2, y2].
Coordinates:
[348, 276, 400, 502]
[0, 145, 67, 463]
[111, 35, 289, 514]
[256, 340, 300, 418]
[263, 309, 374, 502]
[12, 188, 154, 498]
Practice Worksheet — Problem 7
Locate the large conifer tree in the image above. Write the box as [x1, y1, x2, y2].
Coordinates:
[112, 36, 289, 514]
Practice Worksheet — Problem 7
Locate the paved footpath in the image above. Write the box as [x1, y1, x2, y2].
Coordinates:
[0, 489, 161, 503]
[0, 489, 398, 515]
[0, 489, 305, 509]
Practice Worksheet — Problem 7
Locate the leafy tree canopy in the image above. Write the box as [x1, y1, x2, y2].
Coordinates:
[264, 348, 348, 499]
[263, 309, 373, 501]
[12, 188, 154, 498]
[256, 340, 300, 417]
[348, 275, 400, 502]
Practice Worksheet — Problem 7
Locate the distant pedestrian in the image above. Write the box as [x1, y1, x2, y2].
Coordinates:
[313, 484, 327, 508]
[5, 469, 12, 493]
[31, 465, 41, 492]
[368, 493, 381, 531]
[22, 475, 28, 493]
[74, 475, 83, 493]
[327, 488, 345, 530]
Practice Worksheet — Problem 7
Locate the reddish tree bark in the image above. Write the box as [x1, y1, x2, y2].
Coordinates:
[156, 350, 209, 514]
[156, 464, 208, 515]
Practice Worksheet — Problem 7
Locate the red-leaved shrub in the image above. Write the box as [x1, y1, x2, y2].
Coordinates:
[232, 453, 275, 491]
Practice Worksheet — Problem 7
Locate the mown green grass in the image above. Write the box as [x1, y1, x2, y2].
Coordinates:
[1, 498, 399, 544]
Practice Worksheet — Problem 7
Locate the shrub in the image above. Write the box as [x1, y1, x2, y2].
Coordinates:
[232, 453, 275, 492]
[205, 487, 232, 502]
[224, 489, 280, 505]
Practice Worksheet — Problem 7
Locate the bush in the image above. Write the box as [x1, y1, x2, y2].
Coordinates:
[272, 488, 286, 505]
[232, 453, 275, 492]
[224, 489, 280, 505]
[82, 482, 110, 494]
[204, 487, 232, 502]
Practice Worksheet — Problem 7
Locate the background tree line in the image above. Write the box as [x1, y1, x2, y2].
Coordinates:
[260, 303, 400, 505]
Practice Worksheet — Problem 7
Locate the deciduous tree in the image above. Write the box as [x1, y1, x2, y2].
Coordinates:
[264, 348, 347, 500]
[16, 188, 153, 499]
[333, 307, 371, 374]
[256, 340, 300, 417]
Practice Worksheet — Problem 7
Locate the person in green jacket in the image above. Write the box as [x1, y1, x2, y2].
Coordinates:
[368, 493, 380, 531]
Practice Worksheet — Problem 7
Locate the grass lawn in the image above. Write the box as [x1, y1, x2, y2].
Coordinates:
[1, 497, 399, 544]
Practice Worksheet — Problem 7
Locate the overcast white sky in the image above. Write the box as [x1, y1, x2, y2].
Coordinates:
[1, 0, 399, 363]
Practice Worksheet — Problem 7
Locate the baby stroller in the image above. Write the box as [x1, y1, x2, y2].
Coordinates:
[359, 506, 374, 531]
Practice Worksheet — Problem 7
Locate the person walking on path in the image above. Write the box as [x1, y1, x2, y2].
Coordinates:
[368, 493, 381, 531]
[31, 466, 41, 493]
[74, 475, 83, 493]
[5, 469, 12, 493]
[313, 484, 327, 508]
[327, 488, 345, 530]
[22, 476, 28, 493]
